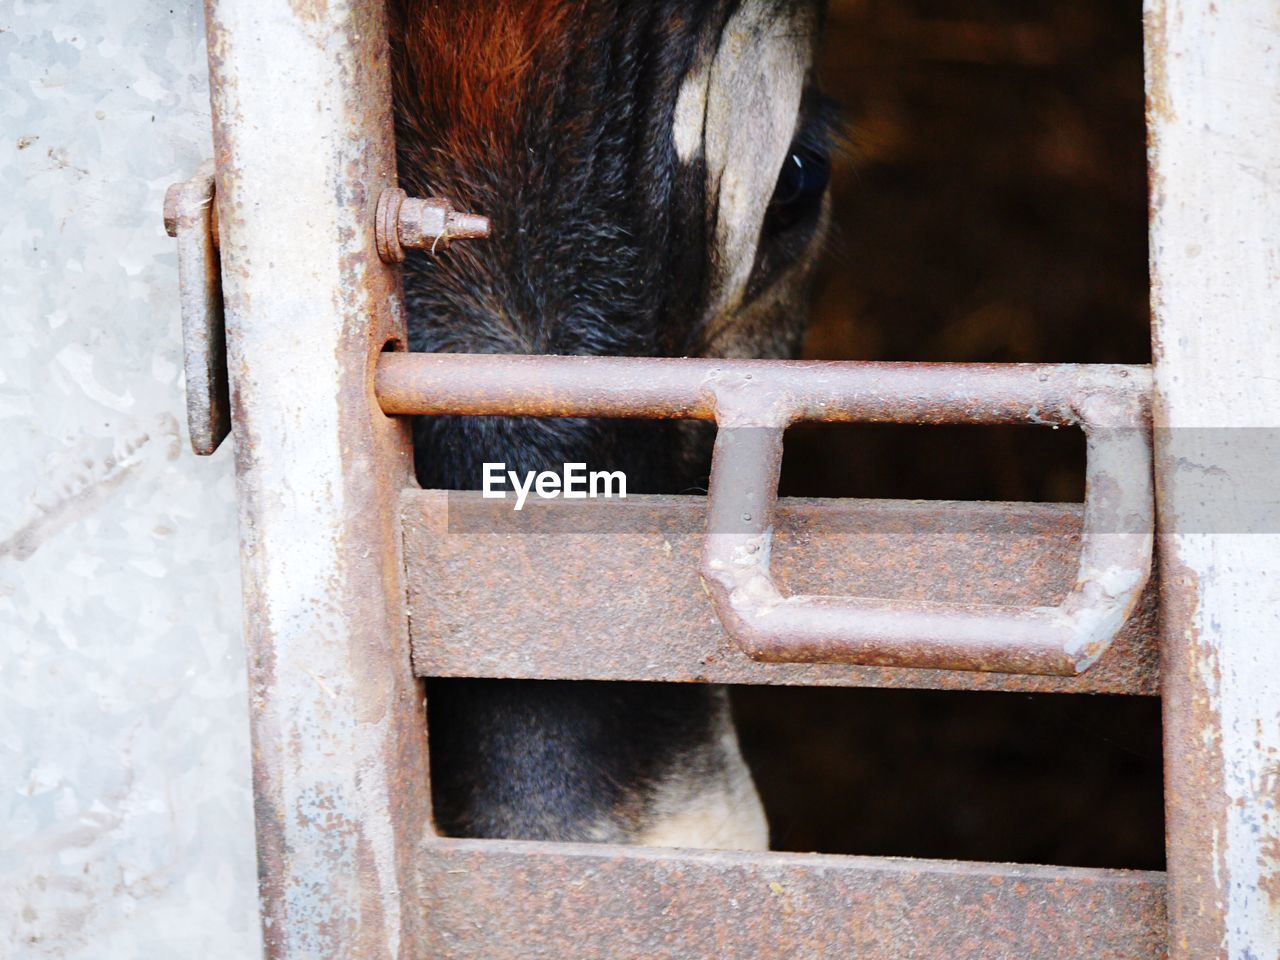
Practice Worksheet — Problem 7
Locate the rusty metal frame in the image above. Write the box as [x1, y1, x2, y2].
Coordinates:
[193, 0, 1276, 957]
[378, 353, 1154, 677]
[203, 0, 429, 956]
[1146, 1, 1280, 957]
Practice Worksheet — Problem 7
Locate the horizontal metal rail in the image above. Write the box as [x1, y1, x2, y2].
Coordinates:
[403, 492, 1159, 694]
[418, 837, 1167, 959]
[378, 353, 1153, 677]
[377, 352, 1148, 425]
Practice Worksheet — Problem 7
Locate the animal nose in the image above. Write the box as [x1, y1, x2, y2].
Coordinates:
[376, 186, 490, 263]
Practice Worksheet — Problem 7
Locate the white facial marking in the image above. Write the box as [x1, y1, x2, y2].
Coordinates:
[702, 0, 815, 314]
[673, 55, 712, 163]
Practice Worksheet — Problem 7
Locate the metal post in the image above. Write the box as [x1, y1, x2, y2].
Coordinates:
[1146, 1, 1280, 957]
[203, 1, 428, 957]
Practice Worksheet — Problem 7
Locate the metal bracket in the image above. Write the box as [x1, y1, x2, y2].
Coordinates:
[163, 160, 230, 456]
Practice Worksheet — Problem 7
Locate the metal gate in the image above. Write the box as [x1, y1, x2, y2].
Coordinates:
[166, 0, 1280, 956]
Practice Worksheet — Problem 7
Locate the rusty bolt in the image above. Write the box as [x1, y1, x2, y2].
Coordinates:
[375, 187, 490, 264]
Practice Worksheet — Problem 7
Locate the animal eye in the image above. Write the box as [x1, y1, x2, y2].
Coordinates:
[766, 146, 830, 234]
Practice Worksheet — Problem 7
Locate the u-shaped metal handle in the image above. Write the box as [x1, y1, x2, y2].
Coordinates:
[701, 385, 1153, 677]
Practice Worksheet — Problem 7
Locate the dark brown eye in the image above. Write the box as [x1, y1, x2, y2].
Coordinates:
[767, 146, 830, 233]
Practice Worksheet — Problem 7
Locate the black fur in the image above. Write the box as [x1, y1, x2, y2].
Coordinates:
[392, 0, 828, 841]
[428, 680, 729, 841]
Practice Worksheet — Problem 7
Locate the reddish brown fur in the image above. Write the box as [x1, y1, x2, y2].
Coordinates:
[390, 0, 588, 174]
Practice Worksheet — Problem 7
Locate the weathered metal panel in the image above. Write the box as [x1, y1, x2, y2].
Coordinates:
[204, 0, 428, 957]
[418, 837, 1168, 959]
[1146, 0, 1280, 957]
[0, 1, 261, 957]
[406, 491, 1159, 694]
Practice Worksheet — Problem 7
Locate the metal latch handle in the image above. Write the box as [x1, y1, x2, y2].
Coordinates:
[701, 383, 1153, 677]
[163, 161, 229, 456]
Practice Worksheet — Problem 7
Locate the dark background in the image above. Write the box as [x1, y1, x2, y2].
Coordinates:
[733, 0, 1163, 870]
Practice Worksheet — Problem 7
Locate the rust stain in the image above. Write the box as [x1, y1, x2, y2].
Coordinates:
[1157, 545, 1230, 959]
[1259, 832, 1280, 909]
[1144, 0, 1176, 128]
[418, 837, 1168, 958]
[404, 490, 1161, 695]
[288, 0, 328, 25]
[205, 0, 429, 954]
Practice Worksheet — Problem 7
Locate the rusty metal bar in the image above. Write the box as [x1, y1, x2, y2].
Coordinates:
[378, 353, 1153, 677]
[204, 1, 428, 957]
[376, 351, 1148, 425]
[405, 492, 1160, 694]
[1146, 1, 1280, 957]
[417, 837, 1168, 959]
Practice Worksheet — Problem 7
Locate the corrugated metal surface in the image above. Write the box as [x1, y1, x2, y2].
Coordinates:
[0, 1, 260, 957]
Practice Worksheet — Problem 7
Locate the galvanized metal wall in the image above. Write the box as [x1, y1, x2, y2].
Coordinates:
[0, 2, 261, 956]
